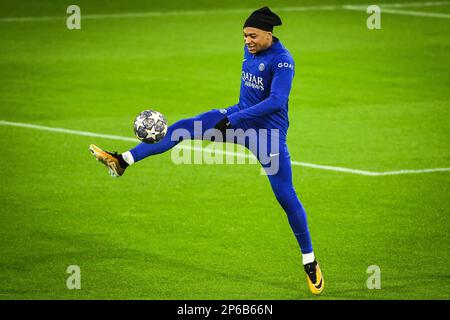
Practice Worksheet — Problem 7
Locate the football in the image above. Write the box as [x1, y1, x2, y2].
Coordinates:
[133, 110, 168, 143]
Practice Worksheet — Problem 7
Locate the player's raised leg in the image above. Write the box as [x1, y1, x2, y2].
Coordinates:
[90, 107, 236, 177]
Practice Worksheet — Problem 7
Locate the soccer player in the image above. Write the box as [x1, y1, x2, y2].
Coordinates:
[90, 7, 324, 295]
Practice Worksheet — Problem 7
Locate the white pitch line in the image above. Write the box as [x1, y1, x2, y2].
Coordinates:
[1, 119, 449, 177]
[1, 1, 450, 22]
[291, 161, 450, 176]
[291, 161, 378, 176]
[373, 168, 450, 176]
[0, 120, 136, 142]
[0, 5, 339, 22]
[377, 8, 450, 19]
[380, 1, 450, 8]
[344, 5, 450, 19]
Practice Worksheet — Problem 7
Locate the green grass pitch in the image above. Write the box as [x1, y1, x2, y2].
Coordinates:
[0, 0, 449, 299]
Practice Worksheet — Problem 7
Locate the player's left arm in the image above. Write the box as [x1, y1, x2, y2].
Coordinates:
[227, 54, 295, 127]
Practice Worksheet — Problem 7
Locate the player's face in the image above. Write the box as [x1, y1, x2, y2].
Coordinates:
[243, 27, 273, 54]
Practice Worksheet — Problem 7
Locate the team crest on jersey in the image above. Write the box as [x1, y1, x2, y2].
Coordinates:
[258, 63, 265, 71]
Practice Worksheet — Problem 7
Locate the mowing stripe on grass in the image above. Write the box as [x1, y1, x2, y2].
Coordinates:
[1, 1, 449, 22]
[1, 119, 449, 176]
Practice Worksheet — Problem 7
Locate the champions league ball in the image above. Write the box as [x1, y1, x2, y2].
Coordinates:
[133, 110, 168, 144]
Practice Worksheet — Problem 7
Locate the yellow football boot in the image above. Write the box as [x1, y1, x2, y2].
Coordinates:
[304, 260, 324, 295]
[89, 144, 127, 177]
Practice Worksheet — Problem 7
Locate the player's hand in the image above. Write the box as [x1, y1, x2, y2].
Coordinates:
[214, 116, 232, 137]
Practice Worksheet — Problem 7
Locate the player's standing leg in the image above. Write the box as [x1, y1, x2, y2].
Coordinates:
[256, 137, 324, 295]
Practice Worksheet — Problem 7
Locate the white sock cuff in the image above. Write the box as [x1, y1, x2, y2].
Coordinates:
[302, 252, 315, 265]
[122, 151, 135, 166]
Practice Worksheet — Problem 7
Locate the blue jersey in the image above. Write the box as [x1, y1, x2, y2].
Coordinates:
[227, 36, 295, 139]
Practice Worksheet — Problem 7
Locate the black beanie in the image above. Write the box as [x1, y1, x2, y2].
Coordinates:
[243, 7, 282, 32]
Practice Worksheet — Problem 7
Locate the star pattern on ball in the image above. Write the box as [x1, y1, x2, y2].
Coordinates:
[134, 116, 146, 131]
